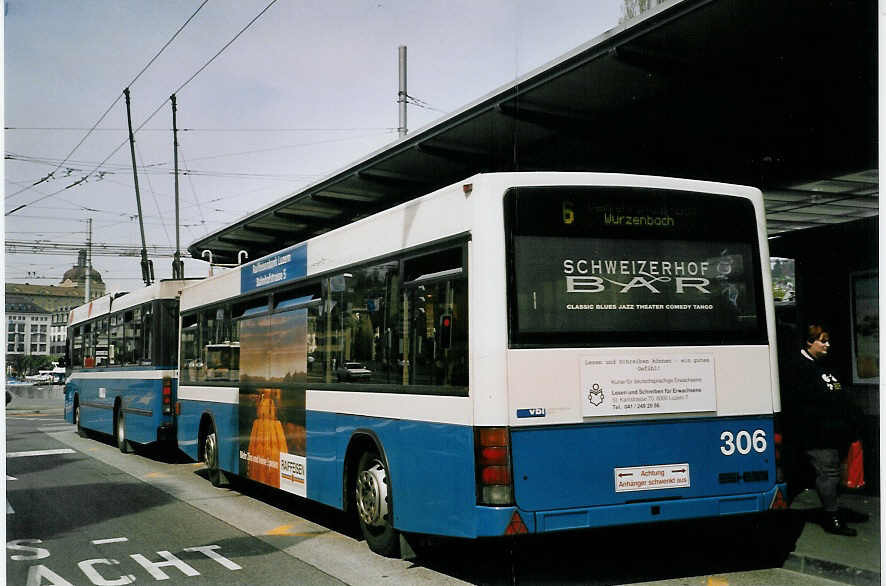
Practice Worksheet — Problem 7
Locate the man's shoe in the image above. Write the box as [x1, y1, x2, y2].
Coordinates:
[838, 507, 870, 523]
[821, 514, 857, 536]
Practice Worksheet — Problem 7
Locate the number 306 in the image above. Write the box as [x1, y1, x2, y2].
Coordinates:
[720, 429, 767, 455]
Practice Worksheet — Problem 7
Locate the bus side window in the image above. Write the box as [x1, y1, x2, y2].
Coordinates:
[95, 317, 108, 368]
[204, 305, 236, 382]
[142, 304, 153, 366]
[71, 326, 83, 368]
[401, 246, 468, 389]
[181, 313, 201, 384]
[321, 261, 400, 385]
[122, 310, 134, 365]
[83, 322, 95, 368]
[109, 314, 123, 366]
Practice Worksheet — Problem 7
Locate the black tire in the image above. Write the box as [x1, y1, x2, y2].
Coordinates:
[115, 408, 132, 453]
[355, 449, 399, 557]
[74, 401, 86, 438]
[203, 424, 226, 487]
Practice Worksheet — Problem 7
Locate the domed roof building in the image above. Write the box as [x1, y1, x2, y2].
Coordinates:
[59, 250, 105, 293]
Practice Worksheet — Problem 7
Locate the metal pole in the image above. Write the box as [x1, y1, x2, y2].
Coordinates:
[398, 46, 407, 138]
[85, 218, 92, 302]
[171, 94, 184, 279]
[124, 88, 153, 286]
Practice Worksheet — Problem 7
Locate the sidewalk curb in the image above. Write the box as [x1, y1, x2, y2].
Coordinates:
[783, 552, 880, 586]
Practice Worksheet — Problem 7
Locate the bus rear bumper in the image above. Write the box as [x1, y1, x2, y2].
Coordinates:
[474, 483, 788, 536]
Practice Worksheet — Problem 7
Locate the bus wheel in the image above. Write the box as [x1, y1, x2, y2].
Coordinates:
[355, 450, 399, 557]
[74, 401, 85, 438]
[204, 425, 226, 487]
[115, 409, 133, 453]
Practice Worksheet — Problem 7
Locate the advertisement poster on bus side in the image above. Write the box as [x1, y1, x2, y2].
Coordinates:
[580, 353, 716, 417]
[238, 310, 307, 497]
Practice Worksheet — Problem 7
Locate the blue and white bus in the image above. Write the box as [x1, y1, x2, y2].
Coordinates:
[175, 172, 786, 557]
[64, 280, 197, 452]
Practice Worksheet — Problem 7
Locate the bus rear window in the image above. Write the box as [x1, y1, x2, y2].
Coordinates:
[505, 186, 767, 347]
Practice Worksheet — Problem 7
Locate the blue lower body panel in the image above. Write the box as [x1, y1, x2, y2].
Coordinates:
[178, 403, 784, 540]
[305, 411, 478, 538]
[64, 373, 174, 446]
[177, 399, 238, 472]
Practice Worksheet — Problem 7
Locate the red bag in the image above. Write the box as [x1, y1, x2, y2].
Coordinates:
[844, 440, 866, 489]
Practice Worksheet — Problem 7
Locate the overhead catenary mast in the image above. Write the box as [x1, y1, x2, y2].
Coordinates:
[398, 45, 407, 138]
[124, 87, 154, 287]
[85, 218, 92, 302]
[171, 94, 185, 279]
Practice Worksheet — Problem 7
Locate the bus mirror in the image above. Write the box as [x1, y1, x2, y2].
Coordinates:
[439, 314, 453, 350]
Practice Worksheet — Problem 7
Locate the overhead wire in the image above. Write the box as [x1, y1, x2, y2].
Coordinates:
[6, 126, 395, 132]
[135, 142, 173, 247]
[7, 0, 280, 217]
[177, 145, 207, 228]
[5, 0, 210, 204]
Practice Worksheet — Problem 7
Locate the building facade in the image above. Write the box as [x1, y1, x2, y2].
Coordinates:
[5, 250, 107, 363]
[6, 300, 52, 357]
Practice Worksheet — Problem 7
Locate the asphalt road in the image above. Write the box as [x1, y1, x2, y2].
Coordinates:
[6, 404, 846, 585]
[6, 414, 346, 586]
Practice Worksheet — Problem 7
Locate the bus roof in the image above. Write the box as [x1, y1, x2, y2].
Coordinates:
[68, 279, 201, 327]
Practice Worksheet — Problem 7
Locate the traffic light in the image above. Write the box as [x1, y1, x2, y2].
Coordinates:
[439, 314, 453, 349]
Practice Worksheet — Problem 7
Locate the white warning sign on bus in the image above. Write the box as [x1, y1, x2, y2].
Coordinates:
[614, 463, 690, 492]
[580, 353, 716, 417]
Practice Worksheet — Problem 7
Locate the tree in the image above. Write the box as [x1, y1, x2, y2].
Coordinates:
[620, 0, 668, 24]
[8, 354, 53, 377]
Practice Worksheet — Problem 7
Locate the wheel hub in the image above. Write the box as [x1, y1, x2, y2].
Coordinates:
[356, 460, 389, 527]
[205, 433, 217, 469]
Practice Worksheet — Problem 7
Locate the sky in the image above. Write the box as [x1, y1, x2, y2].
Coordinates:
[4, 0, 625, 295]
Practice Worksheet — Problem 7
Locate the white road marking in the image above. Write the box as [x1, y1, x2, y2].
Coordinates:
[7, 449, 76, 458]
[91, 537, 129, 545]
[8, 475, 18, 480]
[7, 500, 14, 514]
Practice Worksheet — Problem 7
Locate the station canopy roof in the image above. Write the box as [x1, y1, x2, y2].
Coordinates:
[189, 0, 877, 263]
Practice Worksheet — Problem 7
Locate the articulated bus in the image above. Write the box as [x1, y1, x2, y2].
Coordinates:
[64, 280, 198, 452]
[175, 172, 786, 557]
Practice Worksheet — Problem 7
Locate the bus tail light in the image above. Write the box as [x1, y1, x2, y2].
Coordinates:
[773, 411, 784, 483]
[476, 427, 514, 506]
[162, 377, 172, 415]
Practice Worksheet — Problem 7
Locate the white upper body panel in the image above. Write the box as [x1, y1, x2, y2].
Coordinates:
[178, 172, 777, 427]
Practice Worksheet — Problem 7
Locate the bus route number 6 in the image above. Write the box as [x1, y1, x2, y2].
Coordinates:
[720, 429, 767, 456]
